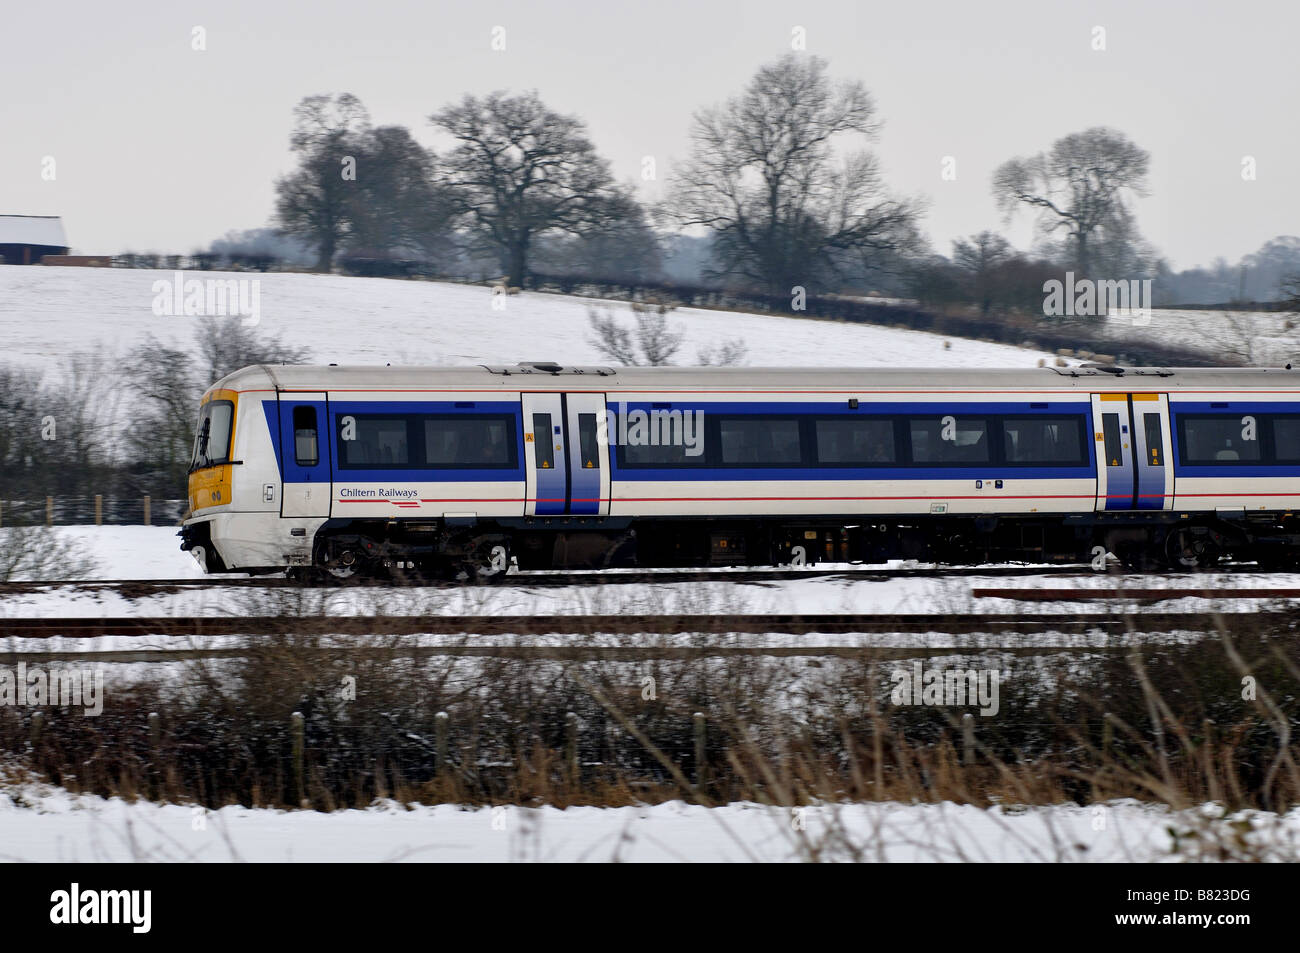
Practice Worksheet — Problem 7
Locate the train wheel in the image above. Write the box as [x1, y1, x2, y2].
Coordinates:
[1164, 526, 1220, 570]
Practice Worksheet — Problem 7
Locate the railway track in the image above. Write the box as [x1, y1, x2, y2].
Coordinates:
[0, 610, 1288, 640]
[973, 588, 1300, 602]
[0, 562, 1282, 596]
[5, 642, 1193, 664]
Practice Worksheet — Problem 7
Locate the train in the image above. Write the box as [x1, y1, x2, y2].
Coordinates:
[178, 361, 1300, 579]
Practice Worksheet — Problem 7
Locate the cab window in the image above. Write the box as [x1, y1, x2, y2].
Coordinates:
[191, 400, 234, 470]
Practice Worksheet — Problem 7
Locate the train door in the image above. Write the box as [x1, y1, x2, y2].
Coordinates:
[521, 392, 610, 517]
[278, 392, 332, 518]
[1091, 393, 1172, 511]
[564, 393, 610, 516]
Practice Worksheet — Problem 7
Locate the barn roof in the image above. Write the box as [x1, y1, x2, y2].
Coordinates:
[0, 215, 67, 247]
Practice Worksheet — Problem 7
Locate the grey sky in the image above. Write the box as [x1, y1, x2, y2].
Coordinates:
[1, 0, 1294, 269]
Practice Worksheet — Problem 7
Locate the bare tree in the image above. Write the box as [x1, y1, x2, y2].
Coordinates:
[586, 306, 684, 366]
[123, 321, 311, 495]
[274, 93, 371, 271]
[196, 317, 311, 385]
[586, 308, 638, 365]
[696, 339, 750, 366]
[664, 54, 923, 294]
[0, 527, 93, 581]
[431, 91, 626, 287]
[1281, 272, 1300, 313]
[951, 231, 1013, 315]
[992, 127, 1150, 279]
[532, 192, 664, 283]
[346, 125, 456, 263]
[587, 305, 747, 366]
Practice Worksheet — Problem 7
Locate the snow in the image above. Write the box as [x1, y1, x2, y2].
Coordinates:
[0, 773, 1294, 862]
[1093, 307, 1289, 363]
[38, 525, 207, 580]
[0, 266, 1061, 373]
[0, 215, 67, 248]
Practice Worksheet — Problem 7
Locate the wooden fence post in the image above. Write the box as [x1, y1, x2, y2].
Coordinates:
[291, 711, 305, 806]
[565, 711, 579, 784]
[30, 711, 44, 748]
[962, 713, 976, 766]
[45, 496, 54, 527]
[435, 710, 449, 776]
[142, 495, 151, 526]
[693, 712, 707, 789]
[94, 494, 103, 526]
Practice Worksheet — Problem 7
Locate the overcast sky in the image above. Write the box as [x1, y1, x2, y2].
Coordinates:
[1, 0, 1295, 268]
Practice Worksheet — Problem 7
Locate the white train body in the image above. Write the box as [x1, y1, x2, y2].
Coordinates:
[180, 363, 1300, 575]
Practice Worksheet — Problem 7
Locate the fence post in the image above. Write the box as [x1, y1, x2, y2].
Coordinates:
[142, 495, 151, 526]
[147, 711, 161, 794]
[961, 713, 976, 766]
[45, 496, 54, 527]
[94, 494, 103, 526]
[1102, 712, 1113, 758]
[693, 712, 707, 790]
[291, 711, 305, 806]
[565, 711, 579, 784]
[435, 710, 449, 777]
[30, 711, 44, 749]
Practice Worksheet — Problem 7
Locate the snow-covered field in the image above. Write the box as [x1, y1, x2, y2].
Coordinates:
[0, 266, 1061, 374]
[1096, 308, 1294, 363]
[0, 772, 1294, 862]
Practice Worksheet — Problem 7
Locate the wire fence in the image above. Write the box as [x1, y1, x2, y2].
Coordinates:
[0, 497, 188, 527]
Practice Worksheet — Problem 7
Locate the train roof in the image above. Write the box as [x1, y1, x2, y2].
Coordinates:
[210, 362, 1300, 397]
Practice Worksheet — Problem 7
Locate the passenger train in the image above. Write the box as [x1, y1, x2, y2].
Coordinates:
[179, 362, 1300, 578]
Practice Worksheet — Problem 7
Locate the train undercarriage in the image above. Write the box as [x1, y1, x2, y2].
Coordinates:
[286, 511, 1300, 582]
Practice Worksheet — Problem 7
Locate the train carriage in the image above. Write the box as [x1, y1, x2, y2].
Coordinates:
[179, 362, 1300, 578]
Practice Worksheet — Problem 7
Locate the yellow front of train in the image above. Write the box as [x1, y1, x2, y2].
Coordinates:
[187, 388, 239, 514]
[182, 387, 240, 570]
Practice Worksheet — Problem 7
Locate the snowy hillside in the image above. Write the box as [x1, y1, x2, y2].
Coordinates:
[0, 266, 1060, 373]
[1097, 307, 1295, 363]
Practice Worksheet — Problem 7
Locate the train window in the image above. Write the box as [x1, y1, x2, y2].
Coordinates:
[293, 406, 318, 467]
[1178, 415, 1261, 464]
[1001, 416, 1086, 466]
[577, 414, 600, 469]
[1143, 414, 1164, 467]
[1102, 414, 1123, 466]
[718, 417, 802, 465]
[208, 402, 233, 463]
[814, 418, 896, 465]
[425, 416, 514, 466]
[532, 414, 555, 470]
[339, 415, 405, 466]
[909, 417, 988, 464]
[1273, 417, 1300, 462]
[337, 413, 518, 469]
[191, 400, 234, 470]
[617, 410, 708, 467]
